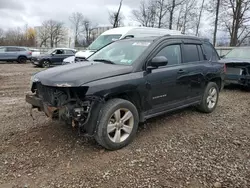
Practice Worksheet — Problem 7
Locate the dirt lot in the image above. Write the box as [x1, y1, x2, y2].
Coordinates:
[0, 63, 249, 188]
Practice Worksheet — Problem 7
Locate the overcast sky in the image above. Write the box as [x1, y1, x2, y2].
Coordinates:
[0, 0, 139, 29]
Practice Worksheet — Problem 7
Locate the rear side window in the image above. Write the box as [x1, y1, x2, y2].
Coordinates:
[203, 42, 219, 61]
[6, 47, 19, 52]
[155, 45, 181, 66]
[19, 48, 27, 51]
[183, 44, 200, 63]
[65, 50, 75, 55]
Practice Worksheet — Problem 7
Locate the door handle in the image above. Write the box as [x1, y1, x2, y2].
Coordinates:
[178, 69, 187, 74]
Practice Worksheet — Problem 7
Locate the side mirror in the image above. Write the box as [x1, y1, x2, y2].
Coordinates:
[220, 55, 225, 59]
[149, 56, 168, 68]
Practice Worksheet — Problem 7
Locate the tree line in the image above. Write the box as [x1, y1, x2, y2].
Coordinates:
[131, 0, 250, 46]
[0, 0, 250, 47]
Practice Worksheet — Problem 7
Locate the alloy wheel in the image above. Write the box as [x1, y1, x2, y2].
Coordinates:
[107, 108, 134, 143]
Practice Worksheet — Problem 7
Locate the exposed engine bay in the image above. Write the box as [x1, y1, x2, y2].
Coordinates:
[29, 82, 104, 134]
[225, 63, 250, 86]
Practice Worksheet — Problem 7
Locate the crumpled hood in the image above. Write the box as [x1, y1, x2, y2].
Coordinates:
[33, 61, 133, 87]
[219, 58, 250, 64]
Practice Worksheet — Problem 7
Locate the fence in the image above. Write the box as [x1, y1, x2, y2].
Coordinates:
[31, 46, 235, 56]
[31, 47, 86, 54]
[215, 47, 234, 56]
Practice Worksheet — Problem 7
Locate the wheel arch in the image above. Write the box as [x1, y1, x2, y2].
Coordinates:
[104, 91, 142, 114]
[208, 77, 223, 91]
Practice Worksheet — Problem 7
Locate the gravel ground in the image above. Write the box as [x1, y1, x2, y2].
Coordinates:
[0, 63, 249, 188]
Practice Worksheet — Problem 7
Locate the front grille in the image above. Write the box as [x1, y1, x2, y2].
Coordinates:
[36, 83, 68, 106]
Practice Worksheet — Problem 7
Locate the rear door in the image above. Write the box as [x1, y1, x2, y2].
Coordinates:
[180, 41, 207, 99]
[5, 47, 19, 60]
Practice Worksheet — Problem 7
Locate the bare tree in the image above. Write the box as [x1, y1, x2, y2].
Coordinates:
[132, 0, 157, 27]
[38, 25, 50, 47]
[82, 18, 95, 45]
[109, 0, 124, 28]
[222, 0, 250, 46]
[180, 0, 197, 34]
[69, 12, 84, 46]
[213, 0, 221, 46]
[39, 20, 65, 48]
[109, 11, 124, 28]
[167, 0, 184, 29]
[195, 0, 205, 36]
[156, 0, 168, 28]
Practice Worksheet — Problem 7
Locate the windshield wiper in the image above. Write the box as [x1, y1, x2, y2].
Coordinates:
[93, 59, 115, 64]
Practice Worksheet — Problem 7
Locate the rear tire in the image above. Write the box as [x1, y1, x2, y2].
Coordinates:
[95, 99, 139, 150]
[18, 56, 27, 64]
[197, 82, 219, 113]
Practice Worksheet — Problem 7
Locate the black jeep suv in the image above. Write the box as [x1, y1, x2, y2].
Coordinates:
[26, 35, 225, 150]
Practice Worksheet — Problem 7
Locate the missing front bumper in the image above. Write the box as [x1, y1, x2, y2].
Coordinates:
[26, 94, 43, 109]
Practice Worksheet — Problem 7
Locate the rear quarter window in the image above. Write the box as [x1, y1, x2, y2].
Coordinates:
[203, 42, 219, 61]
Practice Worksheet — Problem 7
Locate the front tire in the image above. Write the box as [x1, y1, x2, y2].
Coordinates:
[41, 60, 50, 68]
[95, 99, 139, 150]
[197, 82, 219, 113]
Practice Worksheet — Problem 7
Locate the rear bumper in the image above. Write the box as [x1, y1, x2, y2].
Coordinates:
[225, 74, 250, 86]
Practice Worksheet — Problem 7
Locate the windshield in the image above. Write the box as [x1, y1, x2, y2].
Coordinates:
[88, 40, 152, 65]
[225, 48, 250, 59]
[88, 34, 122, 50]
[46, 49, 56, 54]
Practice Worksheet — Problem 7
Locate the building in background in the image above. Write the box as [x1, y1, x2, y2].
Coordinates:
[91, 26, 113, 37]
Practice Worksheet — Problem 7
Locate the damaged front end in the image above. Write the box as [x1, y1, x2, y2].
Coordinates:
[26, 82, 104, 135]
[225, 63, 250, 87]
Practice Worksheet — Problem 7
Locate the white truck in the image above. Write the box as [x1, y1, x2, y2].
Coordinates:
[63, 26, 182, 64]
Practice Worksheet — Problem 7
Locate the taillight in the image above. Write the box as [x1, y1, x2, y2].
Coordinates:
[29, 51, 32, 55]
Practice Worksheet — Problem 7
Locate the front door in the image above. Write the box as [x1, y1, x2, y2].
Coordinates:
[51, 50, 68, 65]
[145, 43, 189, 114]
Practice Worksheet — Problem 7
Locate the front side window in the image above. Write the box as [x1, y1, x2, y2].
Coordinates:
[155, 45, 181, 66]
[54, 50, 64, 55]
[88, 34, 122, 51]
[19, 48, 27, 51]
[88, 40, 152, 65]
[183, 44, 200, 63]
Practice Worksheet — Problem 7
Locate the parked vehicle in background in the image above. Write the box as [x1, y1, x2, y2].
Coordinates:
[0, 46, 32, 63]
[74, 26, 183, 62]
[220, 47, 250, 88]
[26, 35, 225, 150]
[31, 48, 77, 68]
[29, 48, 41, 57]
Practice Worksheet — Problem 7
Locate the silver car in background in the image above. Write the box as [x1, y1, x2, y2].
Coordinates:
[0, 46, 32, 63]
